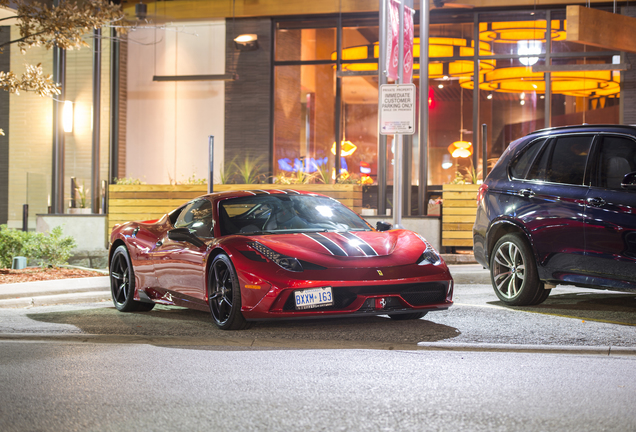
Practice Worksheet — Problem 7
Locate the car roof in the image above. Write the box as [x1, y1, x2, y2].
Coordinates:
[201, 189, 328, 202]
[529, 124, 636, 136]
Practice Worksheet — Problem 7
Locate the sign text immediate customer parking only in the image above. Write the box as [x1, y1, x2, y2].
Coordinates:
[379, 83, 416, 135]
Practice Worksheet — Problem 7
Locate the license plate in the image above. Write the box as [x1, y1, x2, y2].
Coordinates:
[294, 287, 333, 310]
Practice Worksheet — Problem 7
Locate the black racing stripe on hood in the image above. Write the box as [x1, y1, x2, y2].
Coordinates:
[303, 233, 348, 256]
[338, 232, 378, 256]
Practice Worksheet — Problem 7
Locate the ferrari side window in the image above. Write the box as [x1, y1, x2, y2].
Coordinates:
[174, 199, 214, 238]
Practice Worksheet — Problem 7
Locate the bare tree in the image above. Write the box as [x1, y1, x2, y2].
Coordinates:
[0, 0, 124, 98]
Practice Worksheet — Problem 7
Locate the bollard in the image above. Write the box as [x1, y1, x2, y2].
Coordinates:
[12, 257, 27, 269]
[70, 176, 77, 209]
[22, 204, 28, 232]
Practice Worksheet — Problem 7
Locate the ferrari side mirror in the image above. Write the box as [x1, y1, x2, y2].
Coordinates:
[376, 221, 392, 232]
[168, 228, 205, 248]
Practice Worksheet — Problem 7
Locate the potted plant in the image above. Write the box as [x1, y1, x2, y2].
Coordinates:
[69, 182, 92, 214]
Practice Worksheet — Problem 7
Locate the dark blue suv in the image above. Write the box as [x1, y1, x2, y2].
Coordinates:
[473, 125, 636, 305]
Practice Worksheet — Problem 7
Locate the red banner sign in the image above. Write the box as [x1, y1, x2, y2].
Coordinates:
[386, 0, 414, 83]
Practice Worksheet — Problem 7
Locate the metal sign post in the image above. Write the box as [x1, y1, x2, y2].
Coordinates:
[482, 123, 488, 181]
[378, 0, 414, 228]
[208, 136, 214, 194]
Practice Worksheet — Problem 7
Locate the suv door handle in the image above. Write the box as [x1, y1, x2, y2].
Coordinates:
[587, 197, 606, 207]
[518, 189, 535, 198]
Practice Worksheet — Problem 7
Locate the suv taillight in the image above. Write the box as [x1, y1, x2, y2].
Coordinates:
[477, 183, 488, 205]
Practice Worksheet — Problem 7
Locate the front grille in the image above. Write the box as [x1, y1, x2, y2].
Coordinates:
[400, 283, 447, 306]
[282, 282, 448, 311]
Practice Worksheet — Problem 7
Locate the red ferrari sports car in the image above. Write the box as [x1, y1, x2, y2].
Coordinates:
[109, 190, 453, 329]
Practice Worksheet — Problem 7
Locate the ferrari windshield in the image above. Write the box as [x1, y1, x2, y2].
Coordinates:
[218, 194, 371, 236]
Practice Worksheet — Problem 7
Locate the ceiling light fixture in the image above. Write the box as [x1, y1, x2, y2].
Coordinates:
[459, 66, 620, 97]
[335, 37, 496, 79]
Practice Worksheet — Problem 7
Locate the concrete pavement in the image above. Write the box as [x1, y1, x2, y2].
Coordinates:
[0, 264, 489, 308]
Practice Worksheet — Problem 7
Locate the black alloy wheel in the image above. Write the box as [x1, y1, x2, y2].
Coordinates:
[490, 233, 550, 306]
[110, 245, 154, 312]
[208, 254, 250, 330]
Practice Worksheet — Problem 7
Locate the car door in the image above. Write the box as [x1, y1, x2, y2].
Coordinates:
[151, 198, 214, 304]
[584, 134, 636, 287]
[517, 134, 594, 279]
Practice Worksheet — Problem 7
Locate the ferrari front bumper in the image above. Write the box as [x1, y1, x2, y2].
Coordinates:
[242, 278, 454, 320]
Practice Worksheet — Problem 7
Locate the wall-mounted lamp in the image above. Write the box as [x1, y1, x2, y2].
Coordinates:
[63, 100, 73, 133]
[234, 34, 259, 51]
[135, 2, 147, 20]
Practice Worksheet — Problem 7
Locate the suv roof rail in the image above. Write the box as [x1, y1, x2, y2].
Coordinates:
[531, 124, 636, 134]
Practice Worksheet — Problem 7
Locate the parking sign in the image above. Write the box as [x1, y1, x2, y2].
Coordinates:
[379, 84, 416, 135]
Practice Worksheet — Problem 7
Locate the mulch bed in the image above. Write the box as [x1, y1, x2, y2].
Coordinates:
[0, 267, 106, 285]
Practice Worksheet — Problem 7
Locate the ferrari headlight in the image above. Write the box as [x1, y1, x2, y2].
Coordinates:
[415, 237, 441, 266]
[249, 241, 303, 272]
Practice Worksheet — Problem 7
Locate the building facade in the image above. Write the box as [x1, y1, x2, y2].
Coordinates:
[1, 0, 633, 228]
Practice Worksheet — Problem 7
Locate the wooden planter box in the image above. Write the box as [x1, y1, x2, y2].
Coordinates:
[441, 184, 479, 248]
[108, 184, 362, 234]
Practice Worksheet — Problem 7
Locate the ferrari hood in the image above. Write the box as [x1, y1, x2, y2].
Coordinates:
[250, 230, 425, 260]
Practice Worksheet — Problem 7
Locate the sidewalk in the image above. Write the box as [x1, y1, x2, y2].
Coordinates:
[0, 264, 490, 308]
[0, 276, 110, 308]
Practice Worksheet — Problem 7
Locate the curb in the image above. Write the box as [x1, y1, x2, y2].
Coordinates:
[0, 291, 111, 308]
[0, 333, 633, 355]
[416, 342, 636, 356]
[0, 277, 110, 300]
[448, 264, 491, 285]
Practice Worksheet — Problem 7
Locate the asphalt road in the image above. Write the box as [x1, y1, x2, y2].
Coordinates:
[1, 342, 635, 432]
[1, 283, 635, 431]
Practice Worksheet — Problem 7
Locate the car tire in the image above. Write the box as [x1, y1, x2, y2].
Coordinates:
[208, 254, 251, 330]
[490, 233, 542, 306]
[388, 312, 427, 320]
[530, 285, 551, 305]
[110, 245, 155, 312]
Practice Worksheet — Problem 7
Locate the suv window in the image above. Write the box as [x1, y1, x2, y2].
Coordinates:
[174, 199, 214, 238]
[526, 135, 594, 185]
[594, 135, 636, 189]
[509, 138, 546, 179]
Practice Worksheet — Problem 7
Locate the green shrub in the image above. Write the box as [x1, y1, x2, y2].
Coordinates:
[0, 225, 32, 268]
[0, 225, 76, 268]
[114, 177, 145, 185]
[31, 227, 76, 267]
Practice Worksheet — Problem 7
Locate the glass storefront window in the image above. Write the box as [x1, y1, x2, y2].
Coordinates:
[273, 7, 622, 213]
[275, 20, 337, 62]
[479, 11, 549, 57]
[427, 78, 474, 185]
[550, 56, 620, 127]
[341, 75, 379, 183]
[478, 60, 545, 166]
[340, 17, 379, 77]
[273, 64, 335, 182]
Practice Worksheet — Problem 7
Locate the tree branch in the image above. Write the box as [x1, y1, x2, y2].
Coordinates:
[0, 15, 22, 23]
[0, 32, 47, 49]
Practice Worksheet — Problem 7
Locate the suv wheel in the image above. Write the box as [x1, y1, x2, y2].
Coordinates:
[490, 233, 548, 306]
